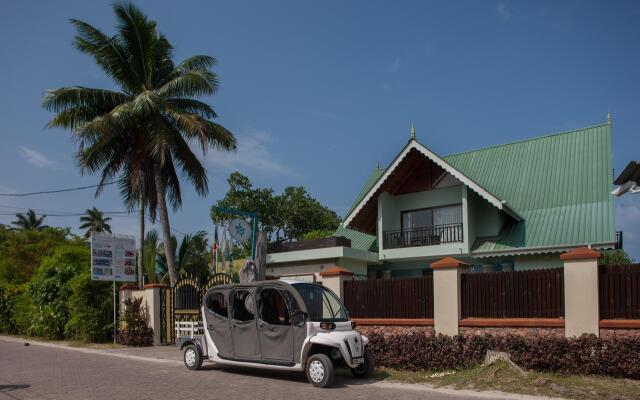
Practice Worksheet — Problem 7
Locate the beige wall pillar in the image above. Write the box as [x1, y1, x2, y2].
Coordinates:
[561, 248, 601, 338]
[119, 283, 167, 345]
[319, 267, 354, 299]
[118, 284, 138, 315]
[431, 257, 467, 336]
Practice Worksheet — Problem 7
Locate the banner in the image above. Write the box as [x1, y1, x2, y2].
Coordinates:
[91, 233, 136, 282]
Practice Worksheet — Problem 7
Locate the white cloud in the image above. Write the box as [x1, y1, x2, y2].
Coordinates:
[20, 146, 55, 168]
[497, 4, 511, 21]
[204, 129, 292, 177]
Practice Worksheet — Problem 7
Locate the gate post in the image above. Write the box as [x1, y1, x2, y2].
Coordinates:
[561, 247, 601, 338]
[142, 283, 169, 345]
[431, 257, 467, 336]
[319, 267, 353, 299]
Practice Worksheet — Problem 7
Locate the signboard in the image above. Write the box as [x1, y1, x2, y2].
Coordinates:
[91, 233, 136, 282]
[228, 218, 252, 243]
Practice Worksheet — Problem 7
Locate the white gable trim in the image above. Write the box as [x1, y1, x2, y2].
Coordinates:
[343, 140, 522, 227]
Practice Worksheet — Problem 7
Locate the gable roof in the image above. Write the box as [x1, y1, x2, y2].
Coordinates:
[344, 122, 616, 254]
[343, 140, 522, 229]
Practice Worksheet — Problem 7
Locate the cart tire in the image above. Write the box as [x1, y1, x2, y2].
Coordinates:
[184, 344, 203, 370]
[306, 353, 334, 388]
[350, 348, 374, 379]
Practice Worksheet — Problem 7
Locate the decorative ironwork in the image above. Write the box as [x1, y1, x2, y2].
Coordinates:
[160, 273, 234, 343]
[383, 223, 463, 249]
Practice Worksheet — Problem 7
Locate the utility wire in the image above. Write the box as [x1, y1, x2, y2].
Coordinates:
[0, 180, 120, 197]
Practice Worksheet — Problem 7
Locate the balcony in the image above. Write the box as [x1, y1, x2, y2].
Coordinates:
[383, 223, 463, 249]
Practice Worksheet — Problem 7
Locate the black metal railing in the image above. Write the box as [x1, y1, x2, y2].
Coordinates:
[615, 231, 623, 250]
[383, 223, 463, 249]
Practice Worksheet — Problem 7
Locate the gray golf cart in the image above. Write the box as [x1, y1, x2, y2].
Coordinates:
[177, 279, 374, 388]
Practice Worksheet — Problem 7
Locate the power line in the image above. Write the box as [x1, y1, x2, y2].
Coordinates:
[0, 180, 120, 197]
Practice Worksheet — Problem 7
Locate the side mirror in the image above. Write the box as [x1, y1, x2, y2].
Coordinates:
[291, 310, 308, 326]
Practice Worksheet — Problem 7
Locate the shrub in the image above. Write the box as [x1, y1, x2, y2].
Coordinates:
[64, 272, 113, 342]
[361, 330, 640, 379]
[26, 246, 89, 339]
[116, 297, 154, 346]
[0, 283, 26, 334]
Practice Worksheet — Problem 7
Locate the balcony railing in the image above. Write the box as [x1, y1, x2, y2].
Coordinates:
[383, 223, 463, 249]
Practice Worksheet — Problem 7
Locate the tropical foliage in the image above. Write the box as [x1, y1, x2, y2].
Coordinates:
[0, 225, 83, 284]
[0, 245, 112, 342]
[42, 1, 236, 286]
[153, 230, 211, 282]
[79, 207, 112, 238]
[212, 172, 340, 244]
[116, 297, 154, 346]
[600, 249, 633, 265]
[12, 209, 47, 230]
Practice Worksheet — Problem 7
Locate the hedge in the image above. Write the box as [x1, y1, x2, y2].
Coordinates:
[363, 330, 640, 379]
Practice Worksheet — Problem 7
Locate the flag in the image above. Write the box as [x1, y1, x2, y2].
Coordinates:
[212, 226, 219, 274]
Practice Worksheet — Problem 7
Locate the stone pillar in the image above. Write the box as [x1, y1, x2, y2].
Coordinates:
[319, 267, 354, 299]
[142, 284, 168, 345]
[118, 283, 138, 315]
[561, 247, 601, 338]
[431, 257, 468, 336]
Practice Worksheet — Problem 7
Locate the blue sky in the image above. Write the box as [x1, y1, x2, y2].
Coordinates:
[1, 0, 639, 258]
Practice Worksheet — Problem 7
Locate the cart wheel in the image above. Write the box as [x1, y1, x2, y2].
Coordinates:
[350, 348, 374, 379]
[184, 344, 203, 370]
[306, 353, 334, 388]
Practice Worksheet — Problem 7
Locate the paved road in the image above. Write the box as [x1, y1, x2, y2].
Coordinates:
[0, 339, 539, 400]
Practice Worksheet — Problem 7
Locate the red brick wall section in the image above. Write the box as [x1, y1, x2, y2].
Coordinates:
[357, 325, 435, 338]
[459, 326, 564, 339]
[600, 329, 640, 339]
[358, 325, 640, 339]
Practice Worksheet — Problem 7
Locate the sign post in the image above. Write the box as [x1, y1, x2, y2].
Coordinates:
[90, 233, 137, 343]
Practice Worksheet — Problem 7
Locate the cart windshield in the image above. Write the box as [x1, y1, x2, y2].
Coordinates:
[291, 283, 349, 322]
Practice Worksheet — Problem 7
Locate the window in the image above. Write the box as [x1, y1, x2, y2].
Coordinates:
[232, 290, 255, 322]
[291, 283, 348, 322]
[258, 289, 290, 325]
[206, 292, 228, 318]
[402, 204, 462, 229]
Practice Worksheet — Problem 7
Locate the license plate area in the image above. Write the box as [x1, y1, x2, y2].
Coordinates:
[351, 356, 364, 365]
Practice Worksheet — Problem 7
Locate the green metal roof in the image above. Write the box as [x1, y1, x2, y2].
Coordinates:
[346, 122, 616, 254]
[334, 225, 378, 252]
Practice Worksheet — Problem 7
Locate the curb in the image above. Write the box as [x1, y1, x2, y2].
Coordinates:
[0, 335, 181, 366]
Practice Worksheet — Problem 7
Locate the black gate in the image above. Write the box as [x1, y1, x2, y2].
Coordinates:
[160, 273, 233, 344]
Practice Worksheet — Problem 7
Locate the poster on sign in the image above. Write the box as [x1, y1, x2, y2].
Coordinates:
[91, 233, 136, 282]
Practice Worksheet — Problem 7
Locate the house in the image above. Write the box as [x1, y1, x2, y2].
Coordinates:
[612, 160, 640, 196]
[266, 118, 619, 280]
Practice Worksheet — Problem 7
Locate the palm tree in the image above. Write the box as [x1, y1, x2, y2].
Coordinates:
[42, 2, 236, 287]
[79, 207, 112, 238]
[12, 209, 47, 230]
[143, 229, 160, 284]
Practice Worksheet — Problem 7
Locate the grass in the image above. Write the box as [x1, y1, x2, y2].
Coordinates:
[360, 362, 640, 400]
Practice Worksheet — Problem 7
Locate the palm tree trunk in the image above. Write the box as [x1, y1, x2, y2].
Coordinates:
[153, 163, 178, 287]
[137, 196, 145, 290]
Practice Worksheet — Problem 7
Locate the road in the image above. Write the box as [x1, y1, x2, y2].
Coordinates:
[0, 339, 537, 400]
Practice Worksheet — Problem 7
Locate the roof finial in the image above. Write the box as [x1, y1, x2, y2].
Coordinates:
[376, 161, 380, 169]
[607, 112, 612, 125]
[409, 123, 416, 141]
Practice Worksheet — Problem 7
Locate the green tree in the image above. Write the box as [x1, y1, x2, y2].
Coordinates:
[212, 172, 340, 244]
[600, 249, 633, 265]
[143, 229, 160, 284]
[79, 207, 112, 238]
[42, 2, 236, 287]
[155, 231, 210, 281]
[0, 226, 81, 284]
[12, 209, 47, 230]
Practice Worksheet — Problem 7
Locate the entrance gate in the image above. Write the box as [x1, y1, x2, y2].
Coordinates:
[160, 273, 233, 344]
